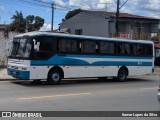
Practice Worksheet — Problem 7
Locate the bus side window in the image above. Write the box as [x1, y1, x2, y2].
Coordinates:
[136, 44, 145, 56]
[130, 44, 135, 55]
[59, 38, 78, 53]
[117, 43, 122, 55]
[81, 41, 96, 54]
[122, 43, 131, 55]
[145, 44, 153, 56]
[99, 41, 115, 55]
[32, 37, 53, 59]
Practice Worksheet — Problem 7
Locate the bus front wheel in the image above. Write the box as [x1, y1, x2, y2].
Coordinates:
[47, 70, 62, 85]
[116, 68, 127, 82]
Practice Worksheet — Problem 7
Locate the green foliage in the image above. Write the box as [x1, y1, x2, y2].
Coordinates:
[8, 11, 45, 33]
[8, 11, 25, 32]
[63, 9, 82, 21]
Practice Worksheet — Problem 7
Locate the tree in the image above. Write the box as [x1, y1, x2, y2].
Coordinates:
[9, 11, 25, 32]
[8, 11, 45, 33]
[34, 16, 44, 30]
[62, 9, 82, 21]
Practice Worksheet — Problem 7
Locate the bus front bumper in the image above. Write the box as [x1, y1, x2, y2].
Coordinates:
[7, 68, 30, 80]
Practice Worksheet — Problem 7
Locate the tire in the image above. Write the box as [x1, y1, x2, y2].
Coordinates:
[116, 68, 127, 82]
[47, 69, 62, 85]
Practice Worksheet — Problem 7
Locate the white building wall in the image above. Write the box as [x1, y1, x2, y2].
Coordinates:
[60, 12, 110, 37]
[0, 31, 20, 66]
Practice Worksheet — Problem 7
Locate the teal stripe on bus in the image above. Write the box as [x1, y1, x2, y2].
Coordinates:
[31, 55, 153, 66]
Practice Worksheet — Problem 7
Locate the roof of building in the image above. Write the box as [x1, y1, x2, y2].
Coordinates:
[83, 10, 160, 21]
[0, 24, 9, 30]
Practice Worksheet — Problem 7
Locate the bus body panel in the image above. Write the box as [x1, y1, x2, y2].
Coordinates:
[7, 59, 31, 79]
[7, 54, 153, 80]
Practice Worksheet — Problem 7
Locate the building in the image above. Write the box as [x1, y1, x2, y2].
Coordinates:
[0, 24, 9, 31]
[59, 11, 160, 39]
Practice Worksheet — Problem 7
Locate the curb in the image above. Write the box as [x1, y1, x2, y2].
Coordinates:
[0, 77, 18, 81]
[0, 79, 15, 81]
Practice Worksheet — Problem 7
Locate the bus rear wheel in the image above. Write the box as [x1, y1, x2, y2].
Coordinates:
[116, 68, 127, 82]
[47, 70, 62, 85]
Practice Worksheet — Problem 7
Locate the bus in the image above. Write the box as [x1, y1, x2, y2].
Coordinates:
[7, 31, 154, 84]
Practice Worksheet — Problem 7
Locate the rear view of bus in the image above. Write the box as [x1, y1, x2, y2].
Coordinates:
[7, 32, 155, 85]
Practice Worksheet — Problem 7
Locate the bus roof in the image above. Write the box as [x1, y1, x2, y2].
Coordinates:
[15, 31, 153, 44]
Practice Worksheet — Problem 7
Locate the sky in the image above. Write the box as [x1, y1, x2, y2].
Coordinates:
[0, 0, 159, 31]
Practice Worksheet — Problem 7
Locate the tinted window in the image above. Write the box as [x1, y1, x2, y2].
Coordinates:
[100, 42, 115, 54]
[145, 44, 153, 56]
[59, 39, 77, 53]
[81, 41, 96, 53]
[32, 37, 53, 59]
[136, 44, 145, 55]
[123, 44, 130, 55]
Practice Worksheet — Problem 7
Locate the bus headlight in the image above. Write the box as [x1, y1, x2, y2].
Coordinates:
[7, 65, 11, 68]
[22, 67, 27, 70]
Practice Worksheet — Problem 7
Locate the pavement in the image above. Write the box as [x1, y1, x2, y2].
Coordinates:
[0, 67, 160, 81]
[0, 74, 159, 120]
[0, 68, 14, 80]
[154, 67, 160, 75]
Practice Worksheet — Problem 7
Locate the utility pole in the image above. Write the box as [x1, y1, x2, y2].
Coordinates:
[116, 0, 120, 37]
[25, 21, 28, 33]
[51, 2, 54, 32]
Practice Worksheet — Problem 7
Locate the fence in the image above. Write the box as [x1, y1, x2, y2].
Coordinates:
[109, 33, 160, 41]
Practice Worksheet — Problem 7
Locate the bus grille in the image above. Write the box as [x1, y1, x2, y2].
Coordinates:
[8, 59, 23, 64]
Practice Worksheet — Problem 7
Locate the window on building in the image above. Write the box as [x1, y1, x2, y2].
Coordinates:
[99, 42, 115, 54]
[81, 41, 96, 54]
[75, 29, 82, 35]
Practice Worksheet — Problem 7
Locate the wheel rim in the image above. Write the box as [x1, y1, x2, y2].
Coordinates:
[51, 73, 60, 82]
[119, 71, 125, 80]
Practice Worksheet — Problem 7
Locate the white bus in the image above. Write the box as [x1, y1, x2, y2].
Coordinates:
[7, 31, 154, 84]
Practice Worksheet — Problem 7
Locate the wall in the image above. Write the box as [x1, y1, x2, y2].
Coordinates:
[60, 12, 110, 37]
[0, 31, 20, 66]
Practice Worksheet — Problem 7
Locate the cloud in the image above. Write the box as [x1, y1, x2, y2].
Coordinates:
[55, 0, 67, 7]
[67, 0, 160, 18]
[0, 6, 5, 13]
[41, 0, 160, 18]
[39, 23, 52, 31]
[119, 0, 160, 18]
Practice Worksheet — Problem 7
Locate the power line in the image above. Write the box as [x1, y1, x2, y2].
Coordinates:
[119, 0, 129, 10]
[32, 0, 51, 5]
[129, 0, 160, 4]
[2, 0, 49, 11]
[19, 0, 51, 8]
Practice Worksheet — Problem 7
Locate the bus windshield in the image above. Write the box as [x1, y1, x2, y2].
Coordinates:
[9, 38, 32, 59]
